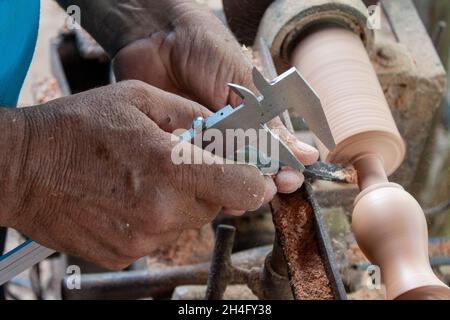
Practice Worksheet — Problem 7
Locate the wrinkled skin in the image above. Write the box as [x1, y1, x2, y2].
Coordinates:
[113, 3, 319, 201]
[0, 81, 273, 269]
[0, 1, 320, 269]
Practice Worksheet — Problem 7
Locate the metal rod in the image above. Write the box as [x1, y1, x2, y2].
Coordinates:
[269, 234, 289, 278]
[62, 245, 271, 300]
[424, 198, 450, 216]
[205, 225, 236, 300]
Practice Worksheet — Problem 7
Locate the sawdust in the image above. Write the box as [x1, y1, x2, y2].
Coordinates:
[147, 225, 214, 267]
[271, 188, 334, 300]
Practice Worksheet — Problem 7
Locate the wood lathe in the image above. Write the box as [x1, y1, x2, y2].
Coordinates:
[225, 0, 450, 299]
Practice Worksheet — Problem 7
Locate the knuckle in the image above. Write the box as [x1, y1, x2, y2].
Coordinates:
[117, 80, 153, 103]
[120, 79, 149, 92]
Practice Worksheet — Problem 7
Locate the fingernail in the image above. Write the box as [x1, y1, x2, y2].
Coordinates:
[293, 140, 320, 165]
[295, 140, 319, 154]
[275, 169, 305, 194]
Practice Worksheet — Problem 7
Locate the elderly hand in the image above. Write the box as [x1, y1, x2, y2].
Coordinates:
[0, 81, 274, 269]
[112, 0, 319, 196]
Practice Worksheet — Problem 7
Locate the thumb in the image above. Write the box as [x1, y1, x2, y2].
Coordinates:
[192, 160, 270, 211]
[171, 140, 275, 211]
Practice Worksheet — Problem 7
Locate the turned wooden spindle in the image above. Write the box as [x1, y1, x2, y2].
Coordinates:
[352, 155, 448, 299]
[291, 26, 450, 299]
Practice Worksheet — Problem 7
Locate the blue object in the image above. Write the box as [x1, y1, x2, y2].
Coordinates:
[0, 0, 40, 297]
[0, 0, 40, 107]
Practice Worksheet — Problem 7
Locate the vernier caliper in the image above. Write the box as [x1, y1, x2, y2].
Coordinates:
[181, 66, 336, 173]
[0, 66, 335, 286]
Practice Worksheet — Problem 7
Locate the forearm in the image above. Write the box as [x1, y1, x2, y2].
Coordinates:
[0, 107, 26, 226]
[56, 0, 206, 58]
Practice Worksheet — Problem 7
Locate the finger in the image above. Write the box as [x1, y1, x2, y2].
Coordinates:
[223, 175, 276, 215]
[275, 168, 305, 194]
[117, 80, 212, 132]
[187, 158, 269, 211]
[113, 36, 187, 98]
[226, 62, 255, 108]
[267, 117, 319, 165]
[292, 140, 320, 165]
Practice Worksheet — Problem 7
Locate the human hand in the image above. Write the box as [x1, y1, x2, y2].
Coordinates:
[0, 81, 273, 269]
[112, 1, 319, 194]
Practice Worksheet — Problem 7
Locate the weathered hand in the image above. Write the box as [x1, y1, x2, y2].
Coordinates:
[112, 1, 319, 194]
[0, 81, 273, 269]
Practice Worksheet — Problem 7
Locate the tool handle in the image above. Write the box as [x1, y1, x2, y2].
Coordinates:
[0, 240, 55, 285]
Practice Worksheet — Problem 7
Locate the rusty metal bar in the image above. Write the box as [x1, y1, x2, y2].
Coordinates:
[63, 265, 209, 300]
[269, 234, 289, 278]
[62, 245, 271, 300]
[205, 225, 236, 300]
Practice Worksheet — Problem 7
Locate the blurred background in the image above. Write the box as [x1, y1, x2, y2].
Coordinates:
[412, 0, 450, 236]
